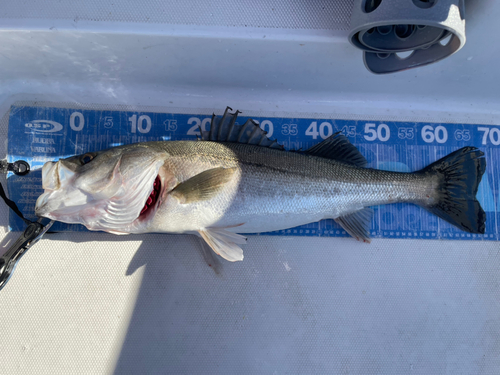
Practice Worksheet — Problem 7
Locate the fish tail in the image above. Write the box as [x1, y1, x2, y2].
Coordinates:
[419, 147, 486, 233]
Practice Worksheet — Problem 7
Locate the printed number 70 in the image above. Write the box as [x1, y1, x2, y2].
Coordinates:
[478, 127, 500, 146]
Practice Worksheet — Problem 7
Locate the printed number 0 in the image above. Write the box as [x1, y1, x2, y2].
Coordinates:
[70, 112, 85, 131]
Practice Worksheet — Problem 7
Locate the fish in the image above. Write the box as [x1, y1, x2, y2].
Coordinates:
[35, 107, 486, 262]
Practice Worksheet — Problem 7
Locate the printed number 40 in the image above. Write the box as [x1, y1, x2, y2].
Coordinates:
[305, 121, 333, 140]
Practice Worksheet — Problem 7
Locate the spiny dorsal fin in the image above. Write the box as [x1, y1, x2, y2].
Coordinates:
[171, 167, 236, 204]
[334, 208, 373, 243]
[201, 107, 284, 150]
[305, 132, 367, 167]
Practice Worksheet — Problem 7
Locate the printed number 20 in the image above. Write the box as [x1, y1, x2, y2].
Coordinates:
[187, 117, 212, 135]
[364, 123, 390, 142]
[187, 117, 274, 138]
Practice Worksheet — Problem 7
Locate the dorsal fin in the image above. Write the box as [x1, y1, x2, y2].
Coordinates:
[304, 132, 367, 167]
[201, 107, 284, 150]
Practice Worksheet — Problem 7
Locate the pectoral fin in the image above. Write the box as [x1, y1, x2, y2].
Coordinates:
[198, 228, 247, 262]
[171, 167, 236, 204]
[334, 208, 373, 243]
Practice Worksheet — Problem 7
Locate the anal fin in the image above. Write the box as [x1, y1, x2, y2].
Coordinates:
[334, 208, 373, 243]
[199, 228, 247, 262]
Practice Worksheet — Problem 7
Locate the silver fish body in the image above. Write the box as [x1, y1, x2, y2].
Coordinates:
[146, 141, 435, 234]
[35, 109, 486, 261]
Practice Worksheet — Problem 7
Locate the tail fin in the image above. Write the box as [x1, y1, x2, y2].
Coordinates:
[420, 147, 486, 233]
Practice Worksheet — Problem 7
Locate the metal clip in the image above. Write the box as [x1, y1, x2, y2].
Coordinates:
[0, 218, 54, 290]
[0, 160, 31, 176]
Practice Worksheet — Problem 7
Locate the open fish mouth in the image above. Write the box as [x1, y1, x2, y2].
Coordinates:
[140, 175, 161, 216]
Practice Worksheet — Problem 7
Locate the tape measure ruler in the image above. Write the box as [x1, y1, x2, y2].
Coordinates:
[6, 105, 499, 240]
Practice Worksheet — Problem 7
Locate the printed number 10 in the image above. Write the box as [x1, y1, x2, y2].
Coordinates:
[129, 114, 152, 134]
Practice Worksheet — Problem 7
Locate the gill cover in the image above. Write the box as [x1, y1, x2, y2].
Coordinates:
[36, 146, 167, 232]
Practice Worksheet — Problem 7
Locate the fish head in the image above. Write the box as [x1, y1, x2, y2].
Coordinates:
[35, 144, 168, 233]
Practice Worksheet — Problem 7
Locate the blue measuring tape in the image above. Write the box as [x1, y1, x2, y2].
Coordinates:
[7, 105, 499, 240]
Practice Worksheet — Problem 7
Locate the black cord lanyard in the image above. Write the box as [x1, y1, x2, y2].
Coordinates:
[0, 160, 32, 224]
[0, 160, 55, 290]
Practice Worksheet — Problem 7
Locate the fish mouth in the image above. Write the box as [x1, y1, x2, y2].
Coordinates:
[139, 175, 161, 217]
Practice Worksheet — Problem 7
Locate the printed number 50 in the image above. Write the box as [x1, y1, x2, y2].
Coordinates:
[364, 123, 390, 142]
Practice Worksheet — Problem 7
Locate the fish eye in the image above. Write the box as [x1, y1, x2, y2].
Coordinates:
[80, 153, 95, 164]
